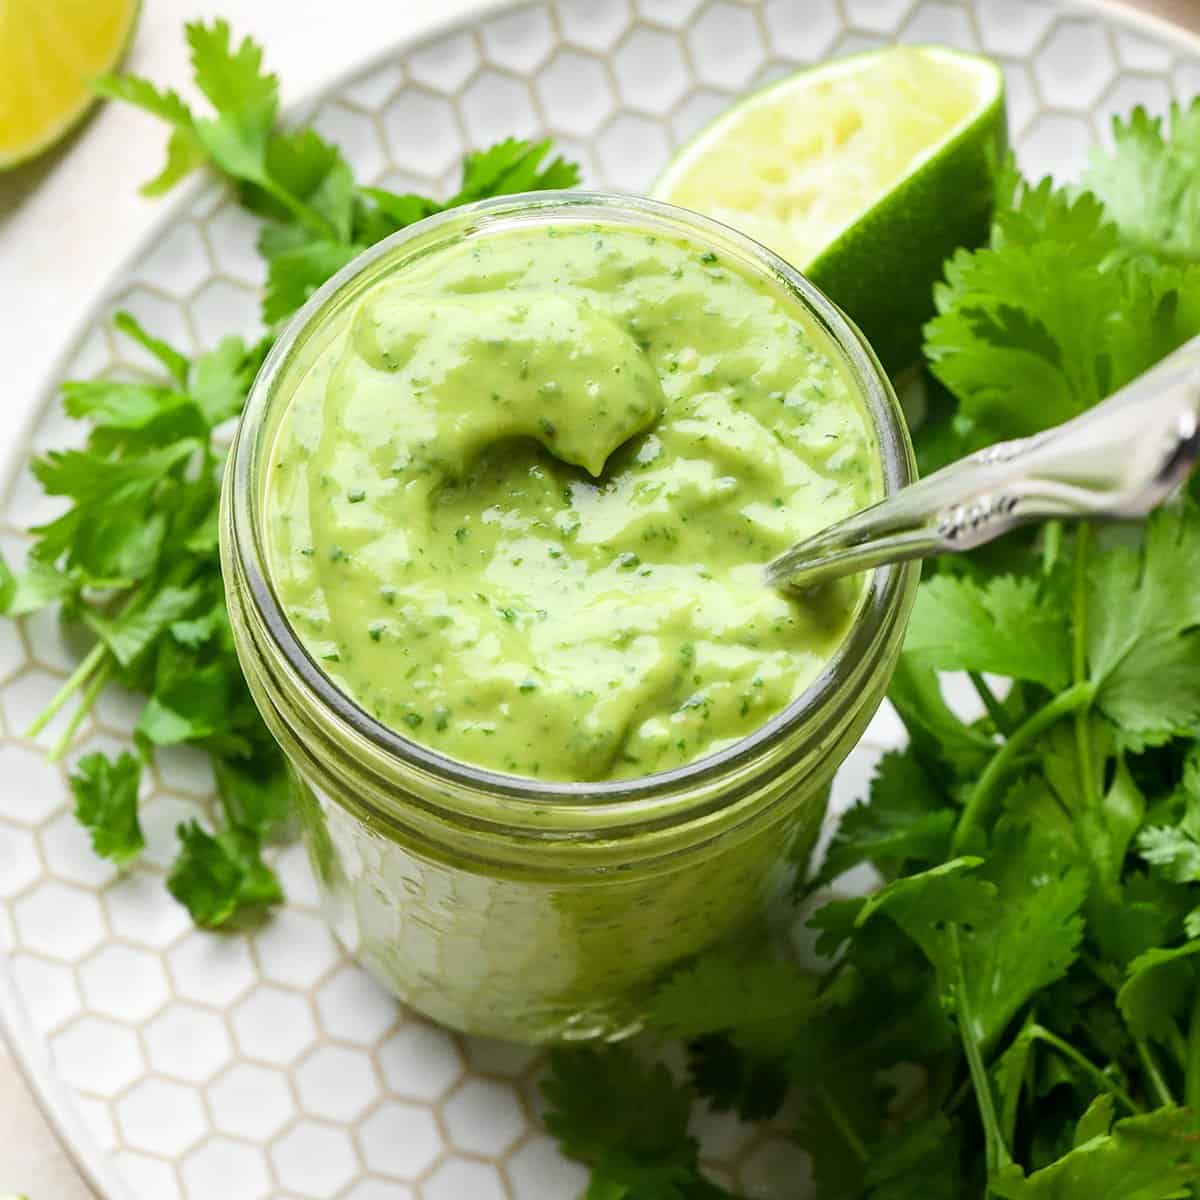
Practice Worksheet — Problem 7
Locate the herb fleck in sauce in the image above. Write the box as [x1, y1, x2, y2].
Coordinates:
[265, 223, 878, 780]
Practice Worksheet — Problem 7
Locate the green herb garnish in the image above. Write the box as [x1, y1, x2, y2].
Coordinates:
[0, 19, 579, 930]
[68, 751, 144, 866]
[544, 102, 1200, 1199]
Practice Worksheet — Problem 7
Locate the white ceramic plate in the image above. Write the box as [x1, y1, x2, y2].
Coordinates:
[2, 2, 1198, 1198]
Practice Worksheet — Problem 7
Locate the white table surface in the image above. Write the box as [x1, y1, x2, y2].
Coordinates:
[0, 0, 1196, 1195]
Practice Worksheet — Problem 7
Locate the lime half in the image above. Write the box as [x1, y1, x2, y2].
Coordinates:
[654, 46, 1007, 373]
[0, 0, 141, 170]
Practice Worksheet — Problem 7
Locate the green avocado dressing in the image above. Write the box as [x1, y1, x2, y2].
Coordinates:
[264, 223, 879, 781]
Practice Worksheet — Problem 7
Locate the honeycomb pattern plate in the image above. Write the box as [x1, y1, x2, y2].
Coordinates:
[2, 2, 1199, 1198]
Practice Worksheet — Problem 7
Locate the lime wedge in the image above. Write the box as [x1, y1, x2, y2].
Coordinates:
[0, 0, 141, 170]
[654, 46, 1007, 372]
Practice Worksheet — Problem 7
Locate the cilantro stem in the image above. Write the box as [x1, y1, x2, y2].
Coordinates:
[1071, 524, 1090, 689]
[1041, 519, 1062, 574]
[1188, 1000, 1200, 1200]
[1027, 1024, 1141, 1116]
[1071, 524, 1098, 815]
[969, 672, 1013, 735]
[815, 1085, 867, 1163]
[1168, 1024, 1190, 1073]
[25, 641, 107, 738]
[946, 1074, 973, 1118]
[952, 681, 1095, 855]
[950, 926, 1011, 1177]
[1185, 994, 1200, 1112]
[49, 657, 112, 762]
[260, 179, 340, 242]
[1081, 950, 1122, 993]
[1086, 952, 1186, 1102]
[1135, 1038, 1176, 1108]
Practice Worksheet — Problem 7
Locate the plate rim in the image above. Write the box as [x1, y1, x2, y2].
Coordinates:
[2, 1, 1198, 1196]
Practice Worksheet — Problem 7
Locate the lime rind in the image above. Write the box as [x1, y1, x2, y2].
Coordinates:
[653, 46, 1008, 373]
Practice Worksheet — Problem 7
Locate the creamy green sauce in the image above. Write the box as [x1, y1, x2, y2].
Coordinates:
[265, 223, 878, 781]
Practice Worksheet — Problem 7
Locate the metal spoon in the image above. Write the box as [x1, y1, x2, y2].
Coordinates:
[765, 335, 1200, 592]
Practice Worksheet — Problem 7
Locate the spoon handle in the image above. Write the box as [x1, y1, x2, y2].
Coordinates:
[766, 335, 1200, 590]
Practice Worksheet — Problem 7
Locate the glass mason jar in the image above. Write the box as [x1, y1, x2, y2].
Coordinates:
[220, 192, 918, 1044]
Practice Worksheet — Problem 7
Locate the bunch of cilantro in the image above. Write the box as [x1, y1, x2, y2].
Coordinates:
[0, 20, 578, 929]
[540, 107, 1200, 1197]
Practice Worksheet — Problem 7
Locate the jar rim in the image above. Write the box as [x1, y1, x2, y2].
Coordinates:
[227, 190, 916, 811]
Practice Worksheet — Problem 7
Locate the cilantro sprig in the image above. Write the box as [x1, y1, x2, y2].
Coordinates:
[96, 19, 577, 329]
[544, 103, 1200, 1199]
[0, 20, 579, 929]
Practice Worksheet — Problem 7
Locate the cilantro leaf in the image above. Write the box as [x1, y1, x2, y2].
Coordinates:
[1116, 941, 1200, 1047]
[649, 955, 817, 1058]
[818, 745, 955, 885]
[68, 751, 144, 866]
[91, 76, 205, 197]
[112, 310, 191, 384]
[85, 584, 203, 668]
[254, 134, 581, 325]
[795, 1075, 879, 1200]
[33, 439, 198, 508]
[1033, 722, 1144, 899]
[1072, 1095, 1116, 1149]
[167, 820, 282, 929]
[450, 137, 581, 203]
[925, 176, 1200, 440]
[1137, 823, 1200, 884]
[648, 953, 812, 1122]
[31, 439, 198, 583]
[170, 606, 224, 648]
[965, 824, 1088, 1050]
[189, 335, 261, 426]
[214, 752, 291, 839]
[60, 380, 195, 431]
[803, 898, 957, 1074]
[993, 1018, 1039, 1147]
[357, 138, 580, 241]
[0, 557, 74, 616]
[136, 660, 249, 751]
[863, 1114, 964, 1199]
[1084, 101, 1200, 265]
[543, 1047, 741, 1199]
[903, 573, 1071, 692]
[185, 19, 279, 188]
[684, 1035, 789, 1122]
[260, 237, 362, 324]
[0, 557, 14, 613]
[544, 1048, 694, 1167]
[93, 72, 194, 129]
[991, 1106, 1200, 1199]
[542, 1051, 739, 1190]
[104, 20, 340, 240]
[1137, 749, 1200, 886]
[855, 857, 994, 969]
[101, 21, 585, 340]
[358, 189, 440, 228]
[887, 657, 993, 774]
[260, 127, 356, 238]
[1088, 502, 1200, 746]
[860, 828, 1086, 1054]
